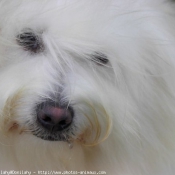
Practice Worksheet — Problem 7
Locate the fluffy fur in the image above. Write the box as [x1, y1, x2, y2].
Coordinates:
[0, 0, 175, 174]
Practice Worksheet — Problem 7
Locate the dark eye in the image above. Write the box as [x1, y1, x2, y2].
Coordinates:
[91, 52, 109, 65]
[16, 30, 43, 53]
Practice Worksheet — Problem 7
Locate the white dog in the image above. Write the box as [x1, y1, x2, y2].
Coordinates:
[0, 0, 175, 174]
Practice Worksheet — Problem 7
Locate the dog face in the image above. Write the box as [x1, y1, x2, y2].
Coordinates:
[1, 0, 175, 173]
[0, 0, 117, 146]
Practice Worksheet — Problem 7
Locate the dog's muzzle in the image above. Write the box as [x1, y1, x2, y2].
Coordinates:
[33, 100, 74, 141]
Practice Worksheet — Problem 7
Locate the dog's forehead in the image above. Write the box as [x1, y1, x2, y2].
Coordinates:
[3, 0, 112, 40]
[56, 0, 72, 6]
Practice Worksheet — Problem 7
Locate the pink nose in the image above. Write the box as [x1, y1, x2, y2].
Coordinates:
[37, 105, 74, 131]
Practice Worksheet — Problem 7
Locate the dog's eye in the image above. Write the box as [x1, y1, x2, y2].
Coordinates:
[16, 31, 43, 53]
[91, 52, 109, 65]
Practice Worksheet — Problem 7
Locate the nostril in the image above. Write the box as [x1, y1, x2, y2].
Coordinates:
[41, 114, 52, 123]
[59, 120, 67, 125]
[37, 104, 74, 132]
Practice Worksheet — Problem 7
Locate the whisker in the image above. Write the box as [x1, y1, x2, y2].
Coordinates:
[80, 101, 112, 147]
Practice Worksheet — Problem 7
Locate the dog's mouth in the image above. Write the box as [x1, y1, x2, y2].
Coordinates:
[32, 129, 73, 141]
[31, 101, 75, 142]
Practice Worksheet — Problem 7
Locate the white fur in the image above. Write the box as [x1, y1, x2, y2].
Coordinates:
[0, 0, 175, 174]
